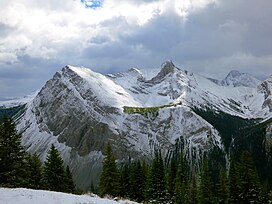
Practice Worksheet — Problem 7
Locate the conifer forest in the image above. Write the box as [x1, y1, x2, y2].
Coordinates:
[1, 116, 272, 203]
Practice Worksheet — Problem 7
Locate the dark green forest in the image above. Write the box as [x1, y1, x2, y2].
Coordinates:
[98, 143, 271, 203]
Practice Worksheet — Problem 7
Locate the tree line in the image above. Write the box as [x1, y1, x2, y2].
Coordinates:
[99, 143, 272, 203]
[0, 117, 75, 193]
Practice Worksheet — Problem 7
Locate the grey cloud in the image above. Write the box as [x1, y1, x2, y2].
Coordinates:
[77, 0, 272, 78]
[0, 55, 63, 97]
[1, 0, 272, 97]
[0, 23, 16, 37]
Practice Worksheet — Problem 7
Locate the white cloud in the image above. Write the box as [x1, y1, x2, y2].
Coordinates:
[0, 0, 218, 65]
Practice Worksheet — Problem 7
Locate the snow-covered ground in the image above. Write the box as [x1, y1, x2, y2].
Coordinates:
[0, 188, 138, 204]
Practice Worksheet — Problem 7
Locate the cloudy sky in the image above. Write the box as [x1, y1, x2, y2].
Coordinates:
[0, 0, 272, 97]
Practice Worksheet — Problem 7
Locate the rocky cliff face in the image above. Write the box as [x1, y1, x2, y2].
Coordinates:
[15, 62, 271, 190]
[258, 75, 272, 113]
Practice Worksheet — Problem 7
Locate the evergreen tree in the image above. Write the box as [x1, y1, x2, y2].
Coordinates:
[228, 160, 240, 204]
[129, 160, 145, 202]
[237, 151, 262, 203]
[197, 159, 213, 204]
[174, 152, 188, 204]
[99, 143, 120, 197]
[64, 165, 75, 193]
[119, 162, 131, 198]
[145, 150, 168, 203]
[42, 144, 66, 192]
[187, 171, 198, 204]
[0, 116, 28, 187]
[260, 181, 269, 204]
[27, 153, 42, 189]
[167, 153, 178, 201]
[216, 167, 228, 204]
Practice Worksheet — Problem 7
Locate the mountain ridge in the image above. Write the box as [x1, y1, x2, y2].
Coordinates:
[1, 61, 271, 190]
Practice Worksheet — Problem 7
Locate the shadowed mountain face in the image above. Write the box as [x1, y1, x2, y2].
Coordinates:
[10, 62, 271, 190]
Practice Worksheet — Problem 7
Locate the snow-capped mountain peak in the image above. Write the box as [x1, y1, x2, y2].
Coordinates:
[221, 69, 261, 88]
[150, 60, 178, 82]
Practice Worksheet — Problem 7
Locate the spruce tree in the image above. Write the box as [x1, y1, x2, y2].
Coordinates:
[99, 143, 120, 197]
[129, 160, 145, 202]
[42, 144, 66, 192]
[27, 153, 42, 189]
[197, 159, 213, 204]
[65, 165, 75, 193]
[228, 160, 240, 204]
[0, 116, 28, 187]
[168, 153, 178, 201]
[237, 151, 262, 203]
[145, 150, 168, 203]
[119, 162, 131, 198]
[187, 171, 198, 204]
[216, 167, 228, 204]
[174, 152, 188, 204]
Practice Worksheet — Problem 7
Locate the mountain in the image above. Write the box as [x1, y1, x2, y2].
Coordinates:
[10, 61, 272, 190]
[0, 188, 138, 204]
[0, 91, 38, 108]
[221, 70, 261, 88]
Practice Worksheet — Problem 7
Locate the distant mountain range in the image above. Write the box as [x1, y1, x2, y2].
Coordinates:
[1, 61, 271, 190]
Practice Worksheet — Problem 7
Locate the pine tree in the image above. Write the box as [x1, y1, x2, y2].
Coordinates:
[197, 159, 213, 204]
[145, 150, 168, 203]
[167, 153, 178, 201]
[0, 116, 28, 187]
[260, 181, 269, 204]
[228, 160, 240, 204]
[119, 162, 131, 198]
[237, 151, 262, 203]
[99, 143, 120, 197]
[187, 171, 198, 204]
[216, 167, 228, 204]
[65, 165, 75, 193]
[42, 144, 66, 192]
[129, 160, 145, 202]
[174, 152, 188, 204]
[27, 153, 42, 189]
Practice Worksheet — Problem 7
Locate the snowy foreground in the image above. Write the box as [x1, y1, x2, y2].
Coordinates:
[0, 188, 139, 204]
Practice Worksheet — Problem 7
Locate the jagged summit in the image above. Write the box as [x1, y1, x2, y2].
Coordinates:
[221, 69, 261, 88]
[150, 60, 179, 82]
[159, 60, 178, 76]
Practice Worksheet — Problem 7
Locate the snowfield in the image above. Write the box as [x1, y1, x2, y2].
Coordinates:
[0, 188, 138, 204]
